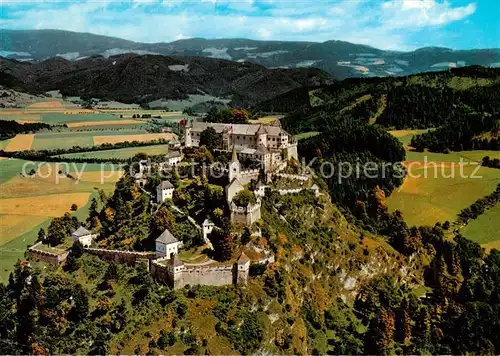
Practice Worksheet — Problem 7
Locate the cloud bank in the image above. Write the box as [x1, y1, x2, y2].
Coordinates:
[0, 0, 482, 50]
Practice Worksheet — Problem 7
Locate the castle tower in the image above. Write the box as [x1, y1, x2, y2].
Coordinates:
[236, 252, 250, 285]
[184, 126, 192, 147]
[255, 124, 267, 148]
[228, 146, 241, 182]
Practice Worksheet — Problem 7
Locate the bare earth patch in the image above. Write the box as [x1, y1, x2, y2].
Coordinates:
[93, 133, 176, 145]
[5, 134, 35, 151]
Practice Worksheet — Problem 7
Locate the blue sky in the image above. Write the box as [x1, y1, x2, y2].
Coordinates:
[1, 0, 499, 50]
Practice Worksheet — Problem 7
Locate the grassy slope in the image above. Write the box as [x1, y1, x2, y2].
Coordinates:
[387, 131, 500, 227]
[462, 204, 500, 245]
[387, 165, 500, 227]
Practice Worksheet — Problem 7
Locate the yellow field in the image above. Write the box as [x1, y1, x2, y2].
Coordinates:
[66, 119, 143, 128]
[0, 108, 95, 115]
[27, 101, 63, 108]
[249, 115, 283, 124]
[5, 134, 35, 151]
[0, 192, 91, 217]
[0, 114, 41, 122]
[389, 129, 426, 138]
[17, 119, 41, 124]
[0, 163, 122, 199]
[0, 215, 47, 246]
[93, 133, 176, 145]
[482, 240, 500, 253]
[78, 170, 124, 182]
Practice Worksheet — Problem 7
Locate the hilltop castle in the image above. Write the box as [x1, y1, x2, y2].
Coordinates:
[184, 121, 298, 175]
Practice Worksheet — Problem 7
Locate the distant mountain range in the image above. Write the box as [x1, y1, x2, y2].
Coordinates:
[0, 54, 332, 105]
[2, 29, 499, 79]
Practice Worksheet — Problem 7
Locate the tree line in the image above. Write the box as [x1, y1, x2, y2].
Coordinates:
[0, 120, 64, 140]
[298, 117, 405, 210]
[410, 113, 499, 153]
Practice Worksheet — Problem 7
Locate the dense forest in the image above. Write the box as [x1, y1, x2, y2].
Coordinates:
[410, 113, 499, 152]
[1, 178, 499, 354]
[281, 66, 500, 138]
[298, 117, 405, 211]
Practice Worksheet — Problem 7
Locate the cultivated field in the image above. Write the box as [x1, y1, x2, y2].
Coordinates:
[387, 164, 500, 227]
[388, 129, 429, 147]
[249, 115, 283, 125]
[0, 193, 92, 217]
[31, 130, 150, 150]
[57, 144, 170, 159]
[0, 159, 121, 283]
[5, 134, 35, 151]
[388, 130, 500, 250]
[294, 131, 320, 141]
[27, 100, 63, 108]
[66, 119, 144, 128]
[93, 133, 177, 145]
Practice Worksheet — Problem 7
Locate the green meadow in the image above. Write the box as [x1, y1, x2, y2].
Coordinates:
[57, 144, 169, 159]
[387, 165, 500, 227]
[41, 112, 120, 124]
[31, 129, 149, 150]
[462, 204, 500, 246]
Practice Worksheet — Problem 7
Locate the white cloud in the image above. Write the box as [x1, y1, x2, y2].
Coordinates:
[0, 0, 478, 50]
[381, 0, 477, 28]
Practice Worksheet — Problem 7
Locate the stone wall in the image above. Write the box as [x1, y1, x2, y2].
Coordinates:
[276, 186, 320, 198]
[238, 169, 260, 185]
[28, 242, 68, 266]
[274, 173, 311, 181]
[150, 260, 247, 290]
[230, 201, 261, 226]
[84, 248, 156, 264]
[177, 265, 235, 289]
[150, 258, 172, 284]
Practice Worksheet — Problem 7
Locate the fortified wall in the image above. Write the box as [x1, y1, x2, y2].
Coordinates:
[274, 173, 311, 181]
[230, 201, 262, 226]
[28, 242, 69, 266]
[84, 248, 156, 264]
[150, 258, 248, 289]
[238, 168, 260, 185]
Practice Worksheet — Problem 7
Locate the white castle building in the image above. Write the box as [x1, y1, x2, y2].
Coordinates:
[184, 121, 298, 174]
[156, 180, 175, 203]
[72, 226, 96, 247]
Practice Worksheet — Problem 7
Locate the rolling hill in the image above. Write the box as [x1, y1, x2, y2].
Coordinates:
[2, 29, 499, 79]
[0, 54, 333, 105]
